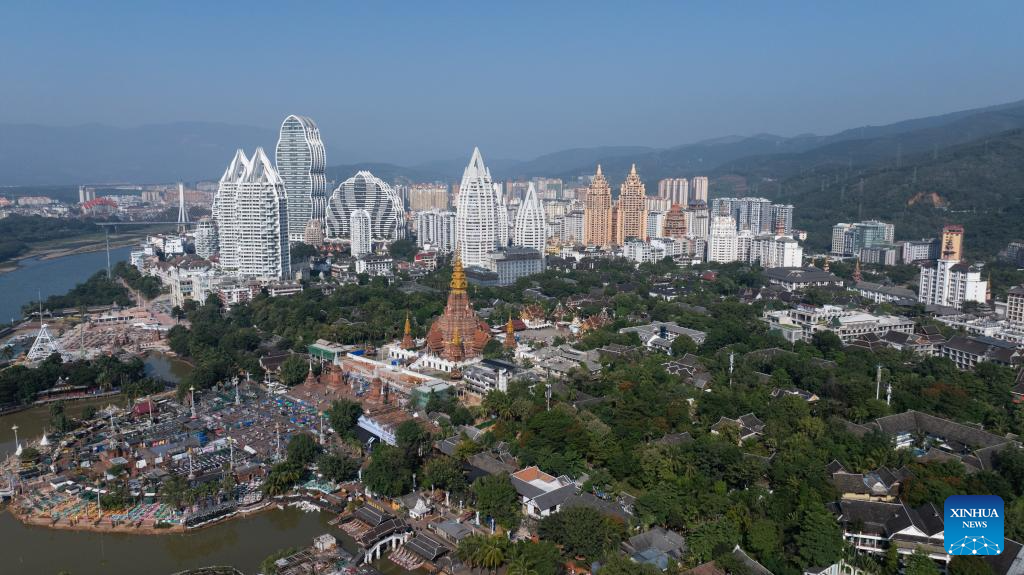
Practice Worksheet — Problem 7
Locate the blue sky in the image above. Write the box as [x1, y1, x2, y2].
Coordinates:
[2, 1, 1022, 164]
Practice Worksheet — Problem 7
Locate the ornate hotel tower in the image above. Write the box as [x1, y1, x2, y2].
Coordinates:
[456, 148, 500, 267]
[275, 115, 327, 242]
[583, 164, 613, 247]
[615, 164, 648, 243]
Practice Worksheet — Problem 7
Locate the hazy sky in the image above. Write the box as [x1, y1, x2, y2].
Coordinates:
[3, 1, 1023, 164]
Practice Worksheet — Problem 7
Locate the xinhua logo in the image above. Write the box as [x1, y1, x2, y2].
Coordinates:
[945, 495, 1004, 555]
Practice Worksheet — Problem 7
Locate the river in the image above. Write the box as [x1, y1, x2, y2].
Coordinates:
[0, 507, 342, 575]
[0, 246, 133, 323]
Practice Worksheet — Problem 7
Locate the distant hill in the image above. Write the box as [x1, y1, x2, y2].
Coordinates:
[782, 129, 1024, 258]
[0, 122, 276, 185]
[326, 163, 448, 187]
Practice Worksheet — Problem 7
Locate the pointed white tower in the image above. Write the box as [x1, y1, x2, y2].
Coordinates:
[456, 147, 500, 268]
[214, 148, 290, 278]
[176, 182, 190, 232]
[513, 183, 547, 255]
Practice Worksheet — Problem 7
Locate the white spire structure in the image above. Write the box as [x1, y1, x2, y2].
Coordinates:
[27, 324, 66, 362]
[176, 182, 190, 232]
[513, 183, 547, 255]
[494, 183, 509, 248]
[325, 171, 403, 242]
[276, 115, 327, 242]
[456, 147, 500, 268]
[213, 148, 291, 278]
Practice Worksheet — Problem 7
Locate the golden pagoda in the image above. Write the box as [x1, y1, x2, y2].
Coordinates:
[425, 251, 491, 361]
[401, 312, 415, 350]
[504, 315, 516, 349]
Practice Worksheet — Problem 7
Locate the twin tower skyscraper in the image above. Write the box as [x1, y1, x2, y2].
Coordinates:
[213, 115, 326, 279]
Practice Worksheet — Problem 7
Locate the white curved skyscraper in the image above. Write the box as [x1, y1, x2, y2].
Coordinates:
[325, 171, 404, 242]
[276, 115, 327, 242]
[456, 147, 500, 267]
[193, 217, 218, 259]
[213, 148, 291, 278]
[513, 183, 546, 255]
[350, 209, 372, 258]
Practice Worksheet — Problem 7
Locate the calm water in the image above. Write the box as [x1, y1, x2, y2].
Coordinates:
[0, 507, 340, 575]
[0, 246, 132, 323]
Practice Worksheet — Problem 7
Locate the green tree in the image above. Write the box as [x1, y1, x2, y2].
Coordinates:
[363, 445, 413, 497]
[471, 473, 521, 532]
[286, 433, 322, 467]
[904, 548, 941, 575]
[326, 399, 363, 437]
[317, 452, 359, 483]
[794, 501, 843, 569]
[395, 419, 432, 468]
[537, 506, 625, 563]
[948, 556, 994, 575]
[422, 456, 467, 493]
[278, 355, 310, 387]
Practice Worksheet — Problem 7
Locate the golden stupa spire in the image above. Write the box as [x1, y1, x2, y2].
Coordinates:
[404, 312, 412, 336]
[504, 314, 516, 349]
[451, 326, 462, 347]
[450, 250, 467, 293]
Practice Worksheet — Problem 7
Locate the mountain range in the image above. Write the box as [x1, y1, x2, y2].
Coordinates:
[4, 99, 1024, 188]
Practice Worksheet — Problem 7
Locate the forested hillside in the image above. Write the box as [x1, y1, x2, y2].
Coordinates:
[773, 129, 1024, 256]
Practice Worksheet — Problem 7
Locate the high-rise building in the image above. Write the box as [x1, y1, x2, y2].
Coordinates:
[513, 183, 547, 255]
[941, 225, 964, 261]
[325, 171, 404, 241]
[691, 176, 709, 203]
[561, 210, 585, 244]
[831, 220, 895, 256]
[663, 204, 688, 239]
[646, 211, 665, 239]
[685, 202, 710, 239]
[275, 115, 327, 242]
[769, 204, 794, 235]
[711, 197, 776, 234]
[78, 186, 96, 204]
[749, 234, 803, 268]
[456, 148, 501, 268]
[416, 210, 457, 252]
[658, 178, 689, 206]
[1007, 286, 1024, 326]
[616, 164, 648, 243]
[193, 217, 218, 259]
[707, 215, 738, 263]
[583, 165, 613, 247]
[213, 148, 290, 279]
[901, 238, 939, 264]
[408, 184, 449, 212]
[646, 195, 672, 214]
[494, 183, 510, 248]
[918, 227, 985, 309]
[303, 219, 325, 247]
[350, 209, 372, 258]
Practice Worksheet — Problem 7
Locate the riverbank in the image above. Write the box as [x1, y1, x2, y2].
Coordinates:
[0, 227, 166, 274]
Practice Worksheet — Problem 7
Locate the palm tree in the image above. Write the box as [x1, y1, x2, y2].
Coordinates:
[506, 556, 538, 575]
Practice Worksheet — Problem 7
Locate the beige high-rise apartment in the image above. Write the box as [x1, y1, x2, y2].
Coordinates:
[616, 164, 648, 243]
[583, 164, 613, 247]
[691, 176, 709, 203]
[658, 178, 689, 206]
